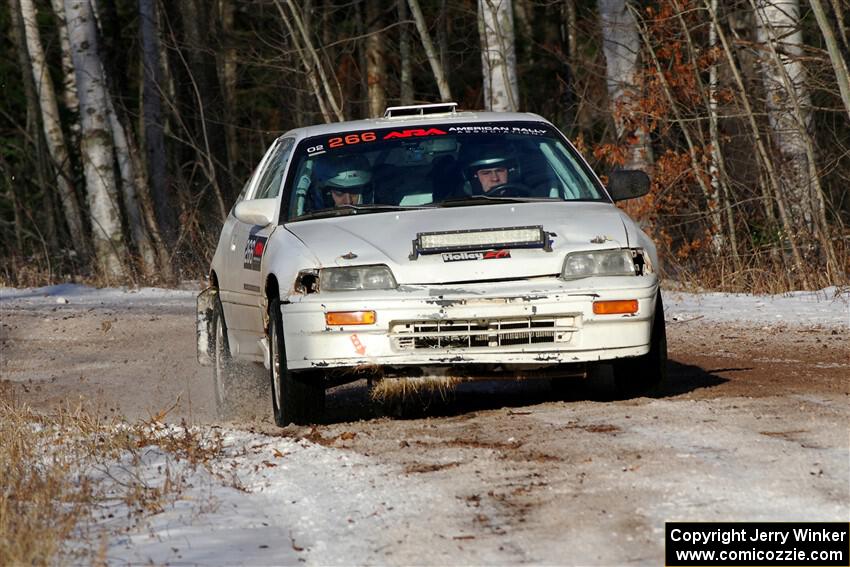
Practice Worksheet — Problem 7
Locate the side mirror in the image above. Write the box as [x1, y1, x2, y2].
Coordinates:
[607, 170, 651, 202]
[234, 198, 277, 226]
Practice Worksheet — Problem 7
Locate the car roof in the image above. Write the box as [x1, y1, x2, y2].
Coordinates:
[282, 110, 551, 141]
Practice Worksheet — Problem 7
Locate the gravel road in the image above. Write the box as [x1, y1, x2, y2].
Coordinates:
[1, 294, 848, 564]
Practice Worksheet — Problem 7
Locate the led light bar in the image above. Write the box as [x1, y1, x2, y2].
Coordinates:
[411, 226, 548, 259]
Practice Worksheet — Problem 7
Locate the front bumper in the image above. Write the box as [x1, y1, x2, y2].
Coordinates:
[281, 276, 659, 371]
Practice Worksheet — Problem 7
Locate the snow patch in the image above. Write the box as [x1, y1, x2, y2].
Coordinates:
[83, 429, 500, 566]
[664, 286, 849, 329]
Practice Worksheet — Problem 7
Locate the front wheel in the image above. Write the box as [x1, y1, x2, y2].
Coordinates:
[269, 298, 325, 426]
[612, 293, 668, 398]
[212, 295, 237, 417]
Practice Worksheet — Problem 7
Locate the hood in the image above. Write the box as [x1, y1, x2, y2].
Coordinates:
[285, 202, 632, 284]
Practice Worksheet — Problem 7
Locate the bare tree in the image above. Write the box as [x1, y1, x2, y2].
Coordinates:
[478, 0, 519, 111]
[704, 0, 807, 281]
[177, 0, 234, 203]
[18, 0, 89, 257]
[139, 0, 176, 246]
[64, 0, 127, 279]
[753, 0, 839, 278]
[219, 0, 240, 174]
[366, 0, 387, 117]
[408, 0, 452, 102]
[598, 0, 651, 169]
[810, 0, 850, 122]
[274, 0, 335, 123]
[399, 0, 414, 105]
[283, 0, 345, 121]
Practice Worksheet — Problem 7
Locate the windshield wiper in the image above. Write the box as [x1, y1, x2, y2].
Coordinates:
[294, 204, 430, 220]
[437, 195, 534, 207]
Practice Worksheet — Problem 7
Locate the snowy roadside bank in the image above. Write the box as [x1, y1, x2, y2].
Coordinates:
[664, 287, 849, 329]
[2, 283, 848, 328]
[69, 426, 508, 566]
[71, 397, 849, 566]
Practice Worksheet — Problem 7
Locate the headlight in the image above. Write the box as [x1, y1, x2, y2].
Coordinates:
[320, 265, 397, 291]
[562, 249, 636, 279]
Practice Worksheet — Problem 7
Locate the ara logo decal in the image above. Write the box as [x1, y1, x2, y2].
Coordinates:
[243, 233, 268, 271]
[383, 128, 447, 140]
[441, 250, 512, 262]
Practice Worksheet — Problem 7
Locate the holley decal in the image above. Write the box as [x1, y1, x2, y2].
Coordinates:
[441, 250, 511, 262]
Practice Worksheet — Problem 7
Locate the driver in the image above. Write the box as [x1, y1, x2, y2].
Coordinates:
[314, 154, 372, 207]
[461, 142, 520, 194]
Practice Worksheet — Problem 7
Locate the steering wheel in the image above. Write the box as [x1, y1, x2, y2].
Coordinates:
[486, 182, 533, 198]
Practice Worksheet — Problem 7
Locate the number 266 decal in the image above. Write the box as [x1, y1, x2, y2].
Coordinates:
[328, 132, 376, 148]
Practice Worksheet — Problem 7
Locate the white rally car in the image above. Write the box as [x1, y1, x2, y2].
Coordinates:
[197, 103, 666, 426]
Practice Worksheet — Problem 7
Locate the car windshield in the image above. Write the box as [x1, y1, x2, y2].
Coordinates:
[285, 121, 606, 220]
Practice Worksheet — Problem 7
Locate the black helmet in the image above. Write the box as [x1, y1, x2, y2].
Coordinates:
[460, 141, 519, 192]
[316, 154, 372, 194]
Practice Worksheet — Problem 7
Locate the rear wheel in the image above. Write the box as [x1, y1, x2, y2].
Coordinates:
[269, 298, 325, 426]
[613, 293, 667, 398]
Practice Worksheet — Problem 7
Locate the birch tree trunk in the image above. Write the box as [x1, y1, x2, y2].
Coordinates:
[754, 0, 839, 278]
[65, 0, 127, 280]
[478, 0, 519, 112]
[598, 0, 651, 169]
[704, 0, 807, 282]
[366, 0, 387, 118]
[755, 0, 813, 231]
[408, 0, 452, 102]
[105, 94, 158, 276]
[48, 0, 79, 139]
[707, 0, 741, 269]
[112, 95, 173, 280]
[18, 0, 89, 258]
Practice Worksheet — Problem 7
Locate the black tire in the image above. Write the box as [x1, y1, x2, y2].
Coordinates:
[212, 296, 238, 417]
[613, 293, 668, 398]
[269, 298, 325, 426]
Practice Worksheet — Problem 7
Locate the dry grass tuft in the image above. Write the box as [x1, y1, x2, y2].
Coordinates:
[0, 401, 91, 565]
[370, 374, 461, 403]
[0, 394, 224, 565]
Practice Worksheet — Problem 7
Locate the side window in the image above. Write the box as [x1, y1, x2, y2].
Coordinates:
[252, 138, 295, 200]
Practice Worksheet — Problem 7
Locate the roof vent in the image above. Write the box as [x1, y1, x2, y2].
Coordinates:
[384, 102, 458, 119]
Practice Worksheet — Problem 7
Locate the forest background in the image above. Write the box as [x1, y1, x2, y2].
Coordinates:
[1, 0, 848, 292]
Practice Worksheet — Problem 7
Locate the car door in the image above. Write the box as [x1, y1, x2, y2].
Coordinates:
[225, 137, 295, 359]
[216, 136, 283, 301]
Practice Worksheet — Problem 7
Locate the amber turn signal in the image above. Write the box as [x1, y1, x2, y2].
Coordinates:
[593, 299, 638, 315]
[325, 311, 376, 326]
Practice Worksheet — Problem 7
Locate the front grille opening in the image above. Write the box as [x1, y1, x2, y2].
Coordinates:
[390, 316, 576, 351]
